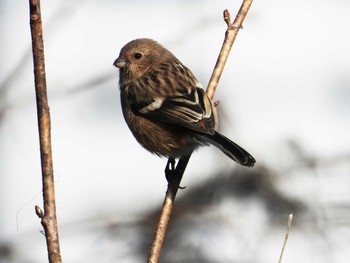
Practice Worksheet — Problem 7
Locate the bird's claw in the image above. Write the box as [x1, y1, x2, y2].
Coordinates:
[165, 157, 186, 189]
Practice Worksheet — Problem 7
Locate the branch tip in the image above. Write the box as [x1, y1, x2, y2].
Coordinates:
[278, 213, 294, 263]
[35, 205, 44, 218]
[30, 0, 39, 11]
[223, 9, 231, 27]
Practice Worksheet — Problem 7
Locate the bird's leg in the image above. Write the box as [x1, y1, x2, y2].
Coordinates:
[165, 157, 176, 182]
[165, 157, 186, 189]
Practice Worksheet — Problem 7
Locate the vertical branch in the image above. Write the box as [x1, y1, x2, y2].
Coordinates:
[29, 0, 62, 262]
[206, 0, 254, 100]
[147, 1, 254, 262]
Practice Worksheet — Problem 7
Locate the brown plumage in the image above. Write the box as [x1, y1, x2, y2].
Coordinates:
[114, 38, 255, 167]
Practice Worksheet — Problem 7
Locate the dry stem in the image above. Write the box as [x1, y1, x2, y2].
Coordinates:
[206, 1, 254, 100]
[147, 1, 254, 262]
[29, 0, 62, 262]
[278, 214, 293, 263]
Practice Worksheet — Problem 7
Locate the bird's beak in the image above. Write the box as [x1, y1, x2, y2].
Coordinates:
[113, 57, 126, 68]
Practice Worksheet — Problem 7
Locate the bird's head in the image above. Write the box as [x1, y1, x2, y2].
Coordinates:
[114, 38, 170, 82]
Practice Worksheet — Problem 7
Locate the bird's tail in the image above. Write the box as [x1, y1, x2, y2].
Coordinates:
[204, 131, 256, 167]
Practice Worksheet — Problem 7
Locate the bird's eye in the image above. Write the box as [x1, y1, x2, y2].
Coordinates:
[134, 53, 142, 59]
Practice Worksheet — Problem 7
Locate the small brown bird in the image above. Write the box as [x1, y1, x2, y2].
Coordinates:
[114, 38, 255, 167]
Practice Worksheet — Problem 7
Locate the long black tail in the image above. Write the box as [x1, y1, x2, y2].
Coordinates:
[205, 132, 256, 167]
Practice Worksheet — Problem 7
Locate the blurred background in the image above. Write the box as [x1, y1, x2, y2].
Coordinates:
[1, 0, 350, 262]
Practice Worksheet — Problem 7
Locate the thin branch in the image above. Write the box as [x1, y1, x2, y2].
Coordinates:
[148, 155, 191, 263]
[29, 0, 62, 262]
[206, 1, 254, 100]
[147, 1, 254, 262]
[278, 214, 293, 263]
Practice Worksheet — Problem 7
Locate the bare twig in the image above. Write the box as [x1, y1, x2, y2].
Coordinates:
[206, 1, 254, 100]
[148, 155, 191, 263]
[29, 0, 62, 262]
[147, 1, 254, 262]
[278, 214, 293, 263]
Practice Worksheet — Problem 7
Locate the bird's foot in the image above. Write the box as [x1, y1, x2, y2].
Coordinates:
[165, 157, 186, 189]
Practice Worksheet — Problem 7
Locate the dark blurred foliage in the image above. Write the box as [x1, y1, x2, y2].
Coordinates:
[104, 164, 304, 262]
[0, 243, 13, 263]
[96, 140, 349, 262]
[1, 138, 349, 262]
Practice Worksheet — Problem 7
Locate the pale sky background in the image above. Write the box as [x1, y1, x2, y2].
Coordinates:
[1, 0, 350, 262]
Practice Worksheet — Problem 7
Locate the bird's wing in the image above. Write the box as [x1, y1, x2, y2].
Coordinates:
[136, 86, 216, 135]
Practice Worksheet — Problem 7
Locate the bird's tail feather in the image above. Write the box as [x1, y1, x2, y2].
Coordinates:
[205, 132, 256, 167]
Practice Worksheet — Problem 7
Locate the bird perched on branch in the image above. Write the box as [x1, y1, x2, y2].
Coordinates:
[113, 38, 255, 167]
